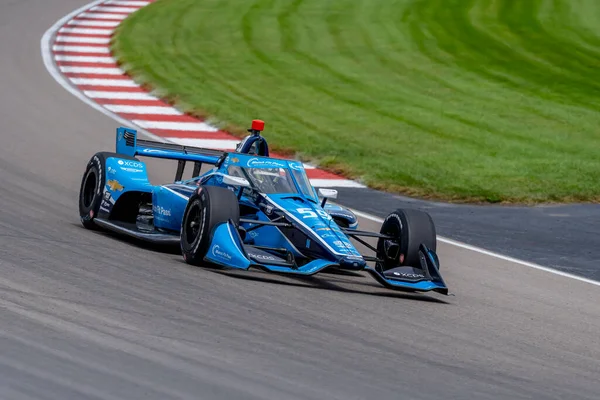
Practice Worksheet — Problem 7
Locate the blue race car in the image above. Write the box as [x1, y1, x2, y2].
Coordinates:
[78, 120, 448, 295]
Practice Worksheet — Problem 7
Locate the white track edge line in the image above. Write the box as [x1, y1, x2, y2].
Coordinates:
[41, 0, 169, 144]
[42, 0, 600, 288]
[345, 206, 600, 287]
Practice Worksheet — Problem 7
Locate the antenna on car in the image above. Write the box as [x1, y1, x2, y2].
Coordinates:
[248, 119, 265, 136]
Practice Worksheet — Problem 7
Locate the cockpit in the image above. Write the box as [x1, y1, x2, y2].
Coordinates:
[228, 164, 318, 201]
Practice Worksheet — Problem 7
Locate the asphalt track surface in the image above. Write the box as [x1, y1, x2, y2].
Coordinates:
[1, 0, 600, 399]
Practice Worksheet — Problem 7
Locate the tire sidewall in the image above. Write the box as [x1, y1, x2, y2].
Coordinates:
[377, 211, 408, 270]
[181, 188, 210, 263]
[377, 208, 436, 270]
[79, 153, 106, 226]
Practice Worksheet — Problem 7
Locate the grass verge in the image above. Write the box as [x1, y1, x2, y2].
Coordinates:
[112, 0, 600, 203]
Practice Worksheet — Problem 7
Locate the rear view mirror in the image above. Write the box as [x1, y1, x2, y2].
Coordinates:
[318, 188, 338, 206]
[223, 175, 251, 188]
[318, 188, 338, 199]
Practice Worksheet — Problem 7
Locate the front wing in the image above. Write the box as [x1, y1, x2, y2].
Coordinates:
[203, 221, 449, 294]
[204, 221, 338, 275]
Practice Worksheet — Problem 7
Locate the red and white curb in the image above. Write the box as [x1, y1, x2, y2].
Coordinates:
[41, 0, 365, 189]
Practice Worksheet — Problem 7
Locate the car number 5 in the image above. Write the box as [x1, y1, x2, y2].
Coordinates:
[297, 208, 331, 220]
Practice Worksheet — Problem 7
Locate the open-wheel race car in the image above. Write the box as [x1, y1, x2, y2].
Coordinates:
[78, 120, 448, 295]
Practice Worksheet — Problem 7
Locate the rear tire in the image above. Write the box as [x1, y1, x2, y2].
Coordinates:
[78, 152, 139, 229]
[376, 208, 436, 271]
[180, 185, 240, 266]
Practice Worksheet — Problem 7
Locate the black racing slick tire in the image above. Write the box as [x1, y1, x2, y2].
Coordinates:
[376, 208, 437, 271]
[180, 185, 240, 266]
[78, 152, 139, 229]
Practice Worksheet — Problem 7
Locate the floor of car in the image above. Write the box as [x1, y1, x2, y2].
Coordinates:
[94, 218, 180, 244]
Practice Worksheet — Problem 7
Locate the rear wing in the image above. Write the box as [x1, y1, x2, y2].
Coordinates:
[116, 126, 228, 180]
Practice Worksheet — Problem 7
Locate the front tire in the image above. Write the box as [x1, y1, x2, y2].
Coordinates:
[78, 153, 108, 229]
[376, 208, 437, 271]
[180, 185, 240, 265]
[78, 152, 139, 229]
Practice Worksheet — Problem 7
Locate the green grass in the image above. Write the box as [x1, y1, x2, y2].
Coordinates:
[112, 0, 600, 203]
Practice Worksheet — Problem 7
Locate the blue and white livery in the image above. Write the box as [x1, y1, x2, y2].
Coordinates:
[78, 120, 448, 295]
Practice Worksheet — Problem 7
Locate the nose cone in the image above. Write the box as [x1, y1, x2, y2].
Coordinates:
[339, 256, 366, 270]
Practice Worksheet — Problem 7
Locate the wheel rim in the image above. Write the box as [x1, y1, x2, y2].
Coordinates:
[384, 224, 399, 238]
[377, 216, 403, 270]
[382, 221, 401, 256]
[82, 169, 97, 208]
[185, 204, 202, 244]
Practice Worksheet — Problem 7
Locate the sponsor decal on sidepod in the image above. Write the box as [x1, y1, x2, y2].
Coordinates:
[117, 160, 144, 168]
[153, 205, 172, 217]
[106, 180, 124, 191]
[120, 167, 144, 173]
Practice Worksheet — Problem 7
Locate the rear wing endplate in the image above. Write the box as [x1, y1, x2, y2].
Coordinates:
[116, 126, 228, 180]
